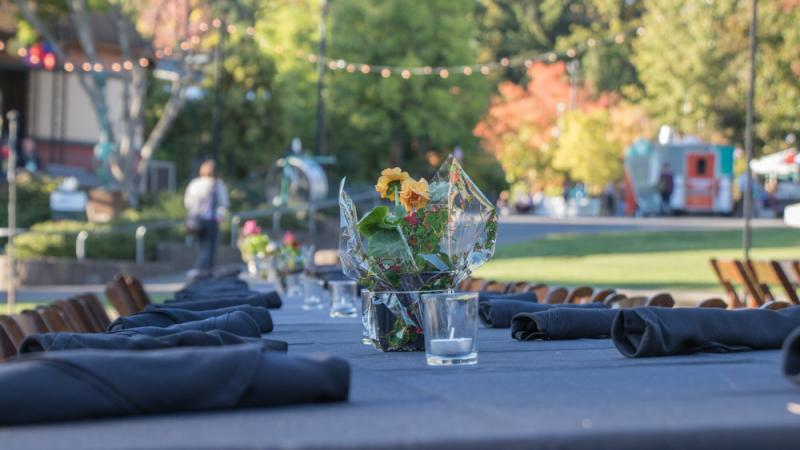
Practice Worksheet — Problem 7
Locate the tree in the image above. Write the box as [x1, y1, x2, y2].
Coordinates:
[14, 0, 207, 206]
[552, 109, 622, 190]
[323, 0, 494, 185]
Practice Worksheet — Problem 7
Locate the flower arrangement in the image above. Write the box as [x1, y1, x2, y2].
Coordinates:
[339, 154, 497, 351]
[239, 220, 271, 265]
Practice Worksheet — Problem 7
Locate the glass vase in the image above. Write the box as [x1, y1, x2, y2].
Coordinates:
[368, 290, 448, 352]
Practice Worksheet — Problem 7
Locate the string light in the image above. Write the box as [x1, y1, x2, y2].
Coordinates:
[0, 20, 640, 77]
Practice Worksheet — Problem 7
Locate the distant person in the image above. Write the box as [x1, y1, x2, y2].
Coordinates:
[184, 160, 229, 274]
[602, 183, 617, 216]
[19, 138, 41, 172]
[658, 163, 674, 215]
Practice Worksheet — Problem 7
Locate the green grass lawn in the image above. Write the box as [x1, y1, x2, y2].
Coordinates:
[474, 228, 800, 291]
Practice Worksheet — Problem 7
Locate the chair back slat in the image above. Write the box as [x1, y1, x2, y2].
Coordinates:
[17, 310, 49, 335]
[124, 275, 151, 310]
[51, 301, 91, 333]
[543, 287, 568, 304]
[645, 292, 675, 308]
[78, 294, 112, 330]
[105, 278, 140, 317]
[746, 260, 799, 304]
[590, 289, 616, 304]
[696, 298, 728, 309]
[483, 280, 509, 293]
[38, 306, 75, 332]
[0, 315, 26, 350]
[709, 259, 763, 308]
[566, 286, 594, 304]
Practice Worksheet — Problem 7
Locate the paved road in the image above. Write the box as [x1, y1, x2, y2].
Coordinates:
[496, 215, 788, 245]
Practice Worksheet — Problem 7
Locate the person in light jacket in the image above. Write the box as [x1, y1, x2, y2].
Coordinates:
[184, 160, 229, 272]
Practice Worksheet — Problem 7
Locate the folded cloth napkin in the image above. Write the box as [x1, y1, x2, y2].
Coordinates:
[18, 330, 254, 353]
[108, 305, 273, 333]
[612, 306, 800, 358]
[511, 308, 618, 340]
[175, 282, 251, 300]
[783, 327, 800, 386]
[478, 292, 538, 304]
[114, 311, 262, 339]
[154, 292, 283, 311]
[480, 300, 605, 328]
[0, 343, 349, 425]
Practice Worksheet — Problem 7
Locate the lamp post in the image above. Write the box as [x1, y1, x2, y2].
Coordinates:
[211, 16, 225, 163]
[5, 110, 19, 314]
[743, 0, 758, 260]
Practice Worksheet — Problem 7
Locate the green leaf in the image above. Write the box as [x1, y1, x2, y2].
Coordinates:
[366, 229, 406, 258]
[357, 206, 390, 237]
[419, 253, 448, 271]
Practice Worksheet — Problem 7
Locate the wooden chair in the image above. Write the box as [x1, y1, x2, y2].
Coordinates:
[526, 283, 549, 302]
[66, 298, 104, 333]
[51, 301, 92, 333]
[645, 292, 675, 308]
[709, 259, 763, 308]
[37, 306, 74, 333]
[604, 294, 649, 308]
[746, 260, 800, 305]
[543, 287, 568, 304]
[123, 275, 152, 310]
[77, 294, 112, 331]
[0, 325, 18, 361]
[17, 310, 50, 334]
[105, 278, 140, 317]
[507, 281, 532, 293]
[482, 280, 509, 293]
[761, 300, 792, 310]
[566, 286, 594, 304]
[0, 315, 26, 350]
[696, 298, 728, 309]
[590, 289, 616, 304]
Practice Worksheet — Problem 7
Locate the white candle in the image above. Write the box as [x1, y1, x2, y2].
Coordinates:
[429, 338, 473, 357]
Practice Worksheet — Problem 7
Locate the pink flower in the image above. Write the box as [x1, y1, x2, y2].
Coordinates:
[242, 220, 262, 237]
[282, 231, 300, 249]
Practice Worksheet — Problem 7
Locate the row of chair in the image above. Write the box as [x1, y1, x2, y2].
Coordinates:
[0, 294, 112, 361]
[457, 277, 775, 310]
[105, 274, 152, 316]
[711, 259, 800, 309]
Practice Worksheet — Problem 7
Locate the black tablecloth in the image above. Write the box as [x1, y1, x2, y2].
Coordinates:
[2, 293, 800, 449]
[152, 292, 282, 310]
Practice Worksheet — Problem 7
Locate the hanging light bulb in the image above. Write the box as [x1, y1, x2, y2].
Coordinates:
[463, 67, 472, 75]
[82, 62, 92, 71]
[360, 64, 370, 74]
[328, 60, 337, 70]
[500, 57, 510, 67]
[123, 60, 134, 70]
[93, 62, 103, 72]
[423, 66, 433, 75]
[615, 34, 625, 44]
[401, 69, 411, 79]
[17, 48, 27, 57]
[111, 62, 122, 72]
[381, 68, 391, 78]
[636, 27, 646, 36]
[227, 24, 236, 34]
[548, 52, 557, 62]
[139, 57, 149, 67]
[0, 41, 6, 51]
[480, 66, 490, 75]
[587, 38, 596, 47]
[180, 41, 190, 51]
[439, 69, 449, 78]
[566, 48, 576, 58]
[64, 62, 74, 72]
[346, 64, 356, 73]
[199, 22, 209, 31]
[212, 18, 222, 29]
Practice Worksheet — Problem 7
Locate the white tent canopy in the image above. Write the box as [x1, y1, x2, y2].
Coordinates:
[750, 148, 798, 176]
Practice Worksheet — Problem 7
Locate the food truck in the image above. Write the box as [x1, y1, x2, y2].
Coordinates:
[624, 138, 735, 215]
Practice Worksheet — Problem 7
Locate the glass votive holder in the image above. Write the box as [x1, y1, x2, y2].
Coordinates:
[302, 275, 326, 310]
[421, 291, 479, 366]
[329, 280, 358, 318]
[285, 272, 303, 299]
[360, 289, 373, 345]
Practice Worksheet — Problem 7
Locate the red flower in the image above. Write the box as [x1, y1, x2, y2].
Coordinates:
[282, 231, 300, 249]
[404, 211, 419, 226]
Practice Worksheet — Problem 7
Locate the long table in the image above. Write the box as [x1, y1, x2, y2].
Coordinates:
[2, 290, 800, 449]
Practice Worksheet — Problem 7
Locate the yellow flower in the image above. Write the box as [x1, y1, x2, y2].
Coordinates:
[399, 177, 430, 212]
[375, 167, 410, 200]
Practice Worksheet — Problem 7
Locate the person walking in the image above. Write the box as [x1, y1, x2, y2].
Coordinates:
[658, 162, 674, 215]
[184, 160, 229, 274]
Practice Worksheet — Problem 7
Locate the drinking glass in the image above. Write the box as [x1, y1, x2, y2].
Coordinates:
[302, 275, 326, 310]
[360, 289, 374, 344]
[329, 280, 358, 318]
[285, 272, 303, 299]
[421, 292, 478, 366]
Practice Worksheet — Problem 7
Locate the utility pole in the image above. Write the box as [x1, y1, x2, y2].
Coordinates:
[743, 0, 758, 261]
[315, 0, 329, 155]
[5, 110, 19, 314]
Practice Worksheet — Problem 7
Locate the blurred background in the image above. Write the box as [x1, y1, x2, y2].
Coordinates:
[0, 0, 798, 297]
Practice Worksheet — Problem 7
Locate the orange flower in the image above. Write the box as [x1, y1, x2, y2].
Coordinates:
[375, 167, 410, 200]
[399, 177, 430, 212]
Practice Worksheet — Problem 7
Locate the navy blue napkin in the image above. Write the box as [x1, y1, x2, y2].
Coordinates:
[0, 343, 349, 425]
[511, 307, 618, 340]
[612, 306, 800, 357]
[783, 327, 800, 386]
[480, 300, 605, 328]
[114, 311, 262, 339]
[108, 305, 273, 333]
[153, 291, 282, 311]
[478, 291, 538, 304]
[18, 329, 258, 353]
